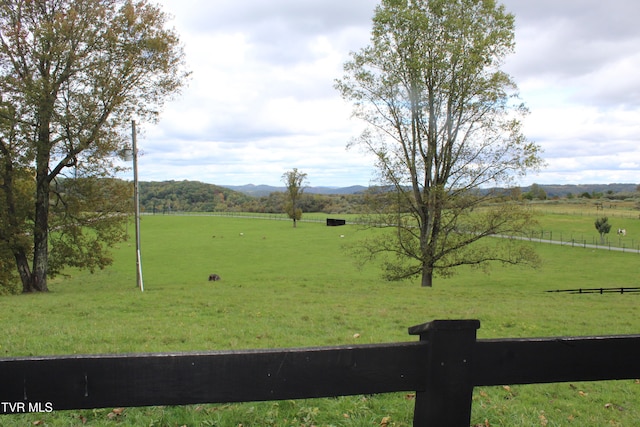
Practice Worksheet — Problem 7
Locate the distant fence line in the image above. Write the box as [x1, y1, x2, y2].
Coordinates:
[533, 209, 640, 219]
[520, 230, 640, 254]
[142, 211, 640, 253]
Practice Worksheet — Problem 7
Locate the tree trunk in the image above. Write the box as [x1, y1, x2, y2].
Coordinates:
[0, 150, 47, 293]
[420, 207, 435, 288]
[293, 218, 297, 228]
[28, 121, 52, 293]
[30, 174, 50, 293]
[421, 264, 433, 287]
[14, 251, 33, 293]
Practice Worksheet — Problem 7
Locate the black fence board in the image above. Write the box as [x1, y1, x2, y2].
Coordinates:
[0, 342, 427, 412]
[473, 335, 640, 386]
[546, 287, 640, 294]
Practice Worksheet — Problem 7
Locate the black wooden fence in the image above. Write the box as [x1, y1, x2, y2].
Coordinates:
[2, 320, 640, 426]
[546, 286, 640, 294]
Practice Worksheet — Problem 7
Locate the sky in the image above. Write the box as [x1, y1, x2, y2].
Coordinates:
[134, 0, 640, 187]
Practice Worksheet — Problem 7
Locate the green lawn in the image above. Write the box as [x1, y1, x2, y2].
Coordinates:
[1, 213, 639, 426]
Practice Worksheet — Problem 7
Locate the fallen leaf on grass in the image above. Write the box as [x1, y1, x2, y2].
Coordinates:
[578, 391, 587, 397]
[539, 413, 548, 426]
[107, 408, 125, 419]
[380, 416, 391, 426]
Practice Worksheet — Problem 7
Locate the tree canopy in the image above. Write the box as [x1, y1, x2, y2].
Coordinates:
[336, 0, 543, 287]
[282, 169, 308, 228]
[0, 0, 188, 293]
[594, 217, 611, 245]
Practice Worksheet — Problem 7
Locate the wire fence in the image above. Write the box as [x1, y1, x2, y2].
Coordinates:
[525, 230, 640, 253]
[143, 211, 640, 254]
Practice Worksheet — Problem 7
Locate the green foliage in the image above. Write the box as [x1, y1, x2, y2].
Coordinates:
[0, 0, 188, 292]
[282, 168, 308, 227]
[48, 178, 132, 276]
[283, 202, 302, 222]
[137, 181, 370, 214]
[336, 0, 543, 286]
[523, 183, 547, 200]
[0, 168, 34, 293]
[594, 216, 612, 244]
[0, 245, 19, 295]
[134, 181, 639, 217]
[138, 180, 254, 213]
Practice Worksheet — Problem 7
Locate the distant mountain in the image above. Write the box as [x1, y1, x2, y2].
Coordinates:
[520, 183, 638, 198]
[225, 183, 638, 198]
[138, 181, 637, 209]
[308, 185, 368, 195]
[221, 184, 368, 197]
[220, 184, 282, 197]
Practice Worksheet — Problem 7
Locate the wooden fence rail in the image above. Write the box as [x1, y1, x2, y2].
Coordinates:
[546, 286, 640, 294]
[2, 319, 640, 426]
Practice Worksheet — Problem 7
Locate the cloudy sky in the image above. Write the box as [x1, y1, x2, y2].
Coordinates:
[137, 0, 640, 187]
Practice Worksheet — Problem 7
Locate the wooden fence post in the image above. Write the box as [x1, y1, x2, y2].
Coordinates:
[409, 319, 480, 427]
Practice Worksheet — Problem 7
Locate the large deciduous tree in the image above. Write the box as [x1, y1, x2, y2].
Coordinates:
[0, 0, 188, 293]
[336, 0, 543, 287]
[282, 168, 307, 228]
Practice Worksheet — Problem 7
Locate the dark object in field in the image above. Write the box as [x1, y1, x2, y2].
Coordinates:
[208, 274, 221, 281]
[326, 218, 346, 226]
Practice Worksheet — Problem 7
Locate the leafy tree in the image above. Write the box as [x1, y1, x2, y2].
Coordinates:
[594, 217, 611, 245]
[523, 183, 547, 200]
[335, 0, 543, 287]
[138, 181, 253, 213]
[282, 169, 308, 228]
[0, 0, 188, 293]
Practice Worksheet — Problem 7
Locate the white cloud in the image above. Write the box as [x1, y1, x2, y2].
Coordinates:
[135, 0, 640, 187]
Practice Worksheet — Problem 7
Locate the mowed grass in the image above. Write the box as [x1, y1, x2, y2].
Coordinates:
[1, 213, 639, 426]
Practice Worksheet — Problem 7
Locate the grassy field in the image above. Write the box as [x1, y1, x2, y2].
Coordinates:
[529, 200, 640, 250]
[1, 212, 639, 426]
